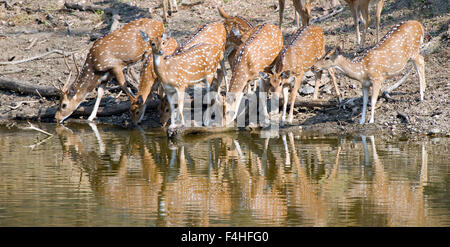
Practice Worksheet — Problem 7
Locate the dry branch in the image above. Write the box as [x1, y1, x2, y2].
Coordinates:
[310, 7, 344, 24]
[0, 50, 68, 66]
[294, 99, 338, 108]
[25, 121, 53, 136]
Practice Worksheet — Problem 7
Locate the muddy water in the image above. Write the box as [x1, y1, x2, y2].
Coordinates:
[0, 122, 449, 226]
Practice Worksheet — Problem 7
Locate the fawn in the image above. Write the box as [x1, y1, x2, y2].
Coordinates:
[259, 25, 341, 126]
[311, 20, 425, 124]
[141, 32, 223, 130]
[223, 23, 284, 126]
[129, 35, 178, 125]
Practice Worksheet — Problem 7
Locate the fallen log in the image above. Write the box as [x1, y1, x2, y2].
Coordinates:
[0, 76, 60, 97]
[294, 99, 338, 108]
[10, 99, 162, 121]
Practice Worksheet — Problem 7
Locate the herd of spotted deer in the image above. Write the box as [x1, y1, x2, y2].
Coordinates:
[53, 0, 426, 133]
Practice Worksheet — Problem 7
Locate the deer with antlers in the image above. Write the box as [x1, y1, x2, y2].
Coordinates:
[54, 18, 165, 124]
[343, 0, 385, 50]
[129, 36, 178, 125]
[311, 20, 425, 124]
[223, 23, 284, 126]
[259, 25, 341, 126]
[141, 30, 223, 131]
[278, 0, 312, 29]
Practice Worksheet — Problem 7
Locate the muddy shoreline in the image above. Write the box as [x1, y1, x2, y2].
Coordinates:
[0, 0, 448, 138]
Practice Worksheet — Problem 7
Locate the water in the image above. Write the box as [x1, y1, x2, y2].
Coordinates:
[0, 122, 449, 226]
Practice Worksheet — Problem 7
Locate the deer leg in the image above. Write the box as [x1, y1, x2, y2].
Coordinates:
[278, 0, 286, 28]
[328, 68, 342, 103]
[165, 89, 178, 129]
[177, 87, 186, 127]
[375, 0, 384, 42]
[258, 77, 270, 126]
[360, 85, 369, 124]
[360, 3, 370, 49]
[350, 5, 361, 49]
[287, 75, 301, 124]
[369, 79, 382, 124]
[170, 0, 178, 13]
[219, 59, 228, 92]
[112, 66, 135, 99]
[281, 86, 289, 127]
[88, 84, 105, 121]
[313, 70, 322, 100]
[412, 54, 426, 101]
[162, 0, 168, 22]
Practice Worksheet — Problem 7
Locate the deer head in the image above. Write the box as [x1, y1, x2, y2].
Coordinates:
[311, 41, 344, 73]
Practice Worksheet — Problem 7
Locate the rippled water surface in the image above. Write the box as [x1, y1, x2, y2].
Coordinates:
[0, 123, 449, 226]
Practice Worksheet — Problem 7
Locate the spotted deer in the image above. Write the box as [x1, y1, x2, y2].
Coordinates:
[217, 6, 254, 72]
[174, 22, 227, 93]
[311, 20, 425, 124]
[343, 0, 385, 50]
[259, 25, 341, 126]
[141, 32, 223, 130]
[278, 0, 311, 28]
[223, 24, 284, 126]
[129, 35, 178, 125]
[55, 18, 164, 123]
[162, 0, 178, 23]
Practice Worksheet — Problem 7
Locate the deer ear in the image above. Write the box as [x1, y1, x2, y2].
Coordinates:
[162, 33, 169, 40]
[280, 70, 290, 79]
[140, 30, 149, 42]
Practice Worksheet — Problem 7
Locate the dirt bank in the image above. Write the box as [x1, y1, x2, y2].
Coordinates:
[0, 0, 448, 137]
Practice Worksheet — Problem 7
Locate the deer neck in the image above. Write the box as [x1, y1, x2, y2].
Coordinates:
[151, 52, 165, 80]
[333, 55, 365, 82]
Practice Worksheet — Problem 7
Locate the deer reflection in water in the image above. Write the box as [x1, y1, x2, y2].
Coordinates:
[55, 124, 433, 226]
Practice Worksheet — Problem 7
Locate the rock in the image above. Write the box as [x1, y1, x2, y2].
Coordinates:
[428, 128, 440, 135]
[304, 70, 314, 78]
[299, 85, 314, 95]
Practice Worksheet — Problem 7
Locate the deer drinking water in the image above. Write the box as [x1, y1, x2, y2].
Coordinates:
[129, 36, 178, 125]
[141, 32, 223, 132]
[259, 25, 341, 126]
[311, 20, 425, 124]
[55, 18, 164, 123]
[223, 23, 284, 126]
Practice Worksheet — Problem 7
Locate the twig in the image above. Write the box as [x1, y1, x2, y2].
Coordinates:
[0, 49, 68, 65]
[26, 135, 54, 150]
[24, 38, 38, 51]
[8, 100, 38, 110]
[310, 7, 344, 24]
[25, 121, 53, 136]
[35, 89, 44, 99]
